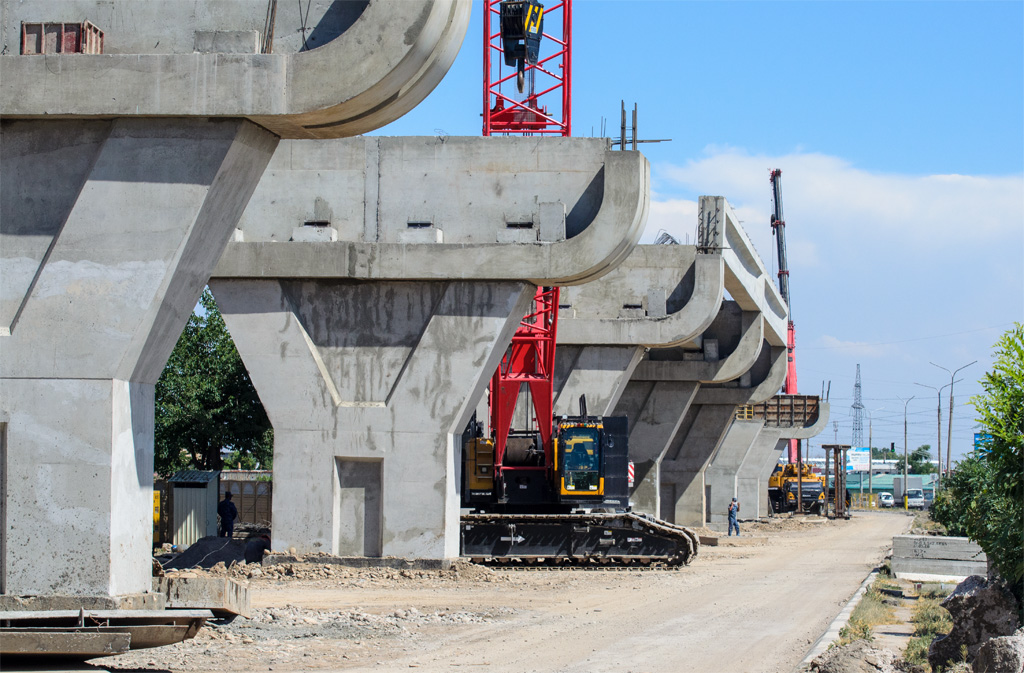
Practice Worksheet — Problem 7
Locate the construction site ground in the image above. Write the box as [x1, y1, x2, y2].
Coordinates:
[89, 510, 912, 673]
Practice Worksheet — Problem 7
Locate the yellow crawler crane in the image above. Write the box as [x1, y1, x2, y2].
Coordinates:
[768, 463, 826, 514]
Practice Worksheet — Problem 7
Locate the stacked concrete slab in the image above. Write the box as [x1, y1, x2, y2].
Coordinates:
[1, 0, 472, 599]
[209, 137, 649, 558]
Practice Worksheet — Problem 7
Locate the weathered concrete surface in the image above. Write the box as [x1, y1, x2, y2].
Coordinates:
[1, 118, 277, 597]
[1, 0, 472, 139]
[210, 279, 535, 559]
[557, 245, 725, 348]
[893, 535, 989, 581]
[615, 381, 700, 514]
[214, 138, 649, 284]
[155, 577, 251, 618]
[704, 419, 764, 525]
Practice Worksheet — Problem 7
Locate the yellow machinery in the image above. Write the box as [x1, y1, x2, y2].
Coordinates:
[768, 463, 826, 514]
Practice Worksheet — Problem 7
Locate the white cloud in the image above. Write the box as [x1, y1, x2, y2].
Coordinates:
[818, 335, 893, 359]
[646, 148, 1024, 257]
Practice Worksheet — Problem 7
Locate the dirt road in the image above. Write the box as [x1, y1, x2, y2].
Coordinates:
[101, 511, 912, 673]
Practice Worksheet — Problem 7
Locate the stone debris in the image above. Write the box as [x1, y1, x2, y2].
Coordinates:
[929, 575, 1021, 671]
[809, 640, 902, 673]
[973, 627, 1024, 673]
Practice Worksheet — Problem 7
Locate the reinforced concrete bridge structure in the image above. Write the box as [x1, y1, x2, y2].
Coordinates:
[556, 196, 828, 527]
[209, 136, 648, 559]
[0, 0, 476, 600]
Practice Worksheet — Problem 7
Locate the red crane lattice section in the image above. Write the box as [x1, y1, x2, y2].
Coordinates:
[489, 286, 560, 474]
[483, 0, 571, 136]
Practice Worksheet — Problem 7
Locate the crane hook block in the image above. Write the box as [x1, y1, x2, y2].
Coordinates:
[500, 0, 544, 69]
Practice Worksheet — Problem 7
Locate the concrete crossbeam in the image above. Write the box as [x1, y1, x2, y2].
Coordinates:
[214, 138, 649, 285]
[1, 119, 278, 597]
[1, 0, 472, 139]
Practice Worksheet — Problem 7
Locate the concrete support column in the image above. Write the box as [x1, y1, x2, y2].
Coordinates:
[704, 419, 765, 526]
[1, 119, 278, 597]
[211, 279, 534, 559]
[552, 346, 644, 417]
[612, 381, 699, 517]
[745, 431, 786, 519]
[658, 404, 737, 527]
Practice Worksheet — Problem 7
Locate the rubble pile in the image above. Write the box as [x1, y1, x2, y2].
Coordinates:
[929, 575, 1021, 671]
[809, 640, 901, 673]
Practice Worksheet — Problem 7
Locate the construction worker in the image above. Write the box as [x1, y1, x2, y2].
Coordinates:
[728, 497, 740, 536]
[217, 491, 238, 538]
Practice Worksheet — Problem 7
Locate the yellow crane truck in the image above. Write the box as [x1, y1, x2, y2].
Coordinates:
[768, 463, 826, 514]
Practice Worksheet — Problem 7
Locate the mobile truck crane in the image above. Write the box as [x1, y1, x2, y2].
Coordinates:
[459, 288, 699, 566]
[767, 463, 826, 514]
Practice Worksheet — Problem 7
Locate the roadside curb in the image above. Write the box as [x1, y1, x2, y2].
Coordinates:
[794, 568, 880, 671]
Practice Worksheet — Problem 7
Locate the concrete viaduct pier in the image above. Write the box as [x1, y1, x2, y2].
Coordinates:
[1, 0, 471, 599]
[209, 137, 648, 559]
[556, 196, 810, 527]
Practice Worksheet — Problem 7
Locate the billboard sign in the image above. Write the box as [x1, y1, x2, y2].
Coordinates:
[848, 447, 871, 472]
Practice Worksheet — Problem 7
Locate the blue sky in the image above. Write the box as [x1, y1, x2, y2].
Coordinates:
[378, 0, 1024, 463]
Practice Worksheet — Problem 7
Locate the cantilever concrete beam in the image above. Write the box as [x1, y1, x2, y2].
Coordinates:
[699, 196, 787, 348]
[557, 245, 725, 348]
[208, 138, 649, 559]
[1, 0, 472, 139]
[214, 138, 648, 285]
[551, 243, 723, 418]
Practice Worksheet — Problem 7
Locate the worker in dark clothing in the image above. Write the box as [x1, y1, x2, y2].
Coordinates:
[217, 491, 238, 538]
[728, 497, 740, 536]
[245, 534, 272, 564]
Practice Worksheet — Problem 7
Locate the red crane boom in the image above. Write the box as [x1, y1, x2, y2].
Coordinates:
[770, 168, 799, 463]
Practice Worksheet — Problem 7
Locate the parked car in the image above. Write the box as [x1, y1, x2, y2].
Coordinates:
[906, 488, 925, 509]
[878, 492, 895, 508]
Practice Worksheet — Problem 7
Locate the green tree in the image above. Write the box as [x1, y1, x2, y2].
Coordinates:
[932, 323, 1023, 607]
[154, 289, 273, 476]
[872, 445, 897, 460]
[909, 445, 937, 475]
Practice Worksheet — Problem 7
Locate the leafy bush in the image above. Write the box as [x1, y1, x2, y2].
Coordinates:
[931, 324, 1024, 610]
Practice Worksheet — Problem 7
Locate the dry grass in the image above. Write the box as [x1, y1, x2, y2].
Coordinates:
[903, 595, 953, 670]
[833, 577, 899, 647]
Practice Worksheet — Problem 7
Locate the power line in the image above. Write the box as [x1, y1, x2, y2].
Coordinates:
[801, 323, 1012, 351]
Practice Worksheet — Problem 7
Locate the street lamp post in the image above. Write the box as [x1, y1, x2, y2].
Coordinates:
[866, 407, 883, 506]
[915, 381, 953, 490]
[932, 360, 977, 479]
[897, 395, 915, 510]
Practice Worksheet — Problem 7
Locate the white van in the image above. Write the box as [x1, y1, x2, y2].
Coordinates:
[906, 488, 925, 509]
